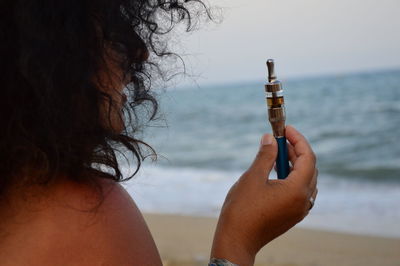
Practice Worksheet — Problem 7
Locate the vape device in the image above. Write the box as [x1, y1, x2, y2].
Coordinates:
[265, 59, 290, 179]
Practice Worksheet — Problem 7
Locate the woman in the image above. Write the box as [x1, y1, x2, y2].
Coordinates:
[0, 0, 318, 265]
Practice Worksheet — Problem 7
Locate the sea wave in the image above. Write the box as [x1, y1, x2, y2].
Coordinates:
[127, 70, 400, 237]
[123, 164, 400, 238]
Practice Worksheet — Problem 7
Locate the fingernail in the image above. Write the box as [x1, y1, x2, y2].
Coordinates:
[261, 134, 273, 146]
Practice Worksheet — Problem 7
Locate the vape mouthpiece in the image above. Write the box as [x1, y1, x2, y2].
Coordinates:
[267, 59, 277, 82]
[265, 59, 282, 93]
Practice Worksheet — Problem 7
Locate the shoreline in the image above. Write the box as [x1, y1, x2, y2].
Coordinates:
[143, 212, 400, 266]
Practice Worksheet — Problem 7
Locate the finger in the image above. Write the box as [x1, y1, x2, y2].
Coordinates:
[246, 134, 278, 181]
[308, 188, 318, 211]
[310, 188, 318, 204]
[286, 125, 315, 160]
[287, 142, 297, 166]
[312, 188, 318, 200]
[285, 125, 316, 185]
[309, 168, 318, 192]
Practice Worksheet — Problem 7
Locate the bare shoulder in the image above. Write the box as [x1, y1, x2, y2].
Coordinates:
[1, 178, 162, 266]
[52, 179, 163, 266]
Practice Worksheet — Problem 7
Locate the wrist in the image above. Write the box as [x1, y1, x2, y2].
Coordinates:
[210, 231, 256, 266]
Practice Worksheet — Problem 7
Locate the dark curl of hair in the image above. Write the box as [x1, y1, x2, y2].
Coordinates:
[0, 0, 210, 197]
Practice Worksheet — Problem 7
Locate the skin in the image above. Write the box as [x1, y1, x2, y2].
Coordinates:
[210, 126, 318, 265]
[0, 178, 162, 265]
[0, 53, 317, 265]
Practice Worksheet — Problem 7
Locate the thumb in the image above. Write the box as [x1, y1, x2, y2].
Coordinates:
[247, 134, 278, 178]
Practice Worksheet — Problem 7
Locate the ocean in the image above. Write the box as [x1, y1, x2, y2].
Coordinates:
[123, 69, 400, 238]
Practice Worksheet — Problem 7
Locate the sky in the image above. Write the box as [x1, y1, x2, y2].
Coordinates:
[173, 0, 400, 86]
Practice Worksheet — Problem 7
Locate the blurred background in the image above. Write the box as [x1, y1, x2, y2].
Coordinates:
[124, 0, 400, 241]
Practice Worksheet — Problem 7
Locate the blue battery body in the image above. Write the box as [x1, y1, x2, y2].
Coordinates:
[276, 136, 290, 179]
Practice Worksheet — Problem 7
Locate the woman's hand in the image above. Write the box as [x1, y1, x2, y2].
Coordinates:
[210, 125, 318, 266]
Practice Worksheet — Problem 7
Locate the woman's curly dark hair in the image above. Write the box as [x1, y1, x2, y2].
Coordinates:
[0, 0, 210, 197]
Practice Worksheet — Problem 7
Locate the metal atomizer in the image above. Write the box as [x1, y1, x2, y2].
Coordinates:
[265, 59, 290, 179]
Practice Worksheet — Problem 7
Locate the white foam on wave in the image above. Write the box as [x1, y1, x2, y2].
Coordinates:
[123, 164, 236, 217]
[123, 164, 400, 238]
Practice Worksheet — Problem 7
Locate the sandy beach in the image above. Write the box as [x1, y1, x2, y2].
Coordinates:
[143, 213, 400, 266]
